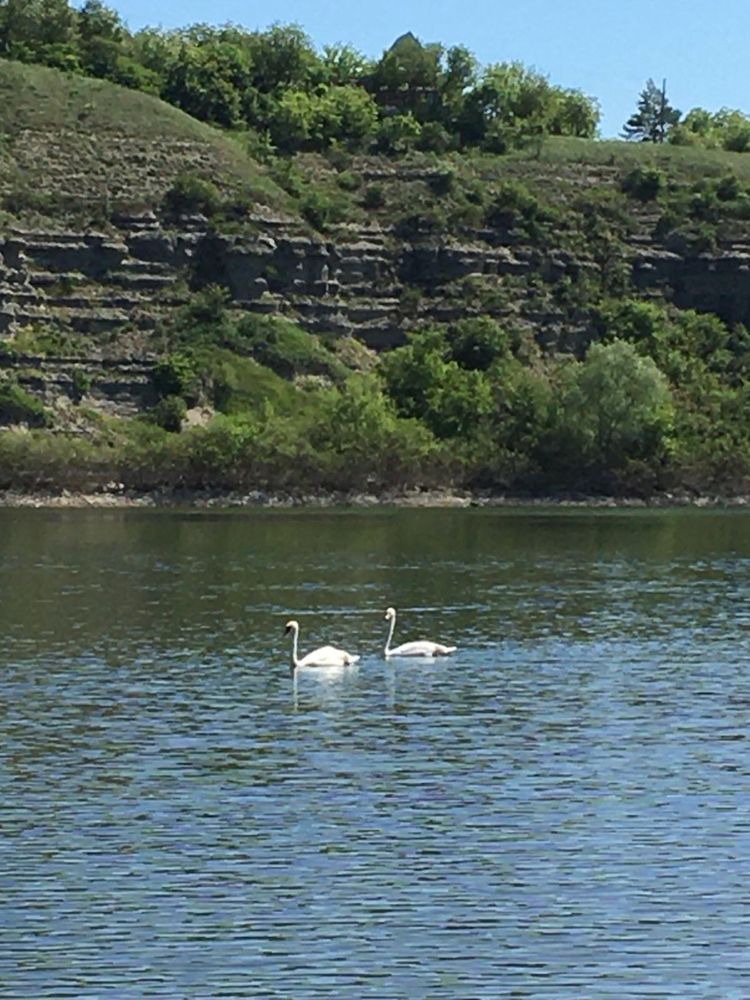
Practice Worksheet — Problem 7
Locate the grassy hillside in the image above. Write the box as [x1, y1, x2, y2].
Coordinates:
[284, 136, 750, 236]
[0, 60, 291, 224]
[2, 57, 750, 242]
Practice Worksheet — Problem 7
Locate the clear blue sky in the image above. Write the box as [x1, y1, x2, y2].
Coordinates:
[111, 0, 750, 138]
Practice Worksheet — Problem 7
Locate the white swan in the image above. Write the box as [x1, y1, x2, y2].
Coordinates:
[383, 606, 457, 658]
[285, 619, 360, 670]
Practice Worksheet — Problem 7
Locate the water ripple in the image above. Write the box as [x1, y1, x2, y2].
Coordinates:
[3, 508, 750, 996]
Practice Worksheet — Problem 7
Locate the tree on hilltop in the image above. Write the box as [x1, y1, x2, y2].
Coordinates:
[622, 78, 680, 143]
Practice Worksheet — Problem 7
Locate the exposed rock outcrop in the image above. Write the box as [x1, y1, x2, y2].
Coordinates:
[2, 205, 750, 415]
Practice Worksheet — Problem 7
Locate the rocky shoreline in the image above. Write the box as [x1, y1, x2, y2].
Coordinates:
[1, 487, 748, 510]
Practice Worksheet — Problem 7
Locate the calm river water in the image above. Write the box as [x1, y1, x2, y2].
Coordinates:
[2, 507, 750, 997]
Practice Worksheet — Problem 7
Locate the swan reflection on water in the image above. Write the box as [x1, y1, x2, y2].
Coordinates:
[290, 655, 360, 711]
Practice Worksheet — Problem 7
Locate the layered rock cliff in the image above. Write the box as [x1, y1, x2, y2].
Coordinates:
[2, 202, 750, 415]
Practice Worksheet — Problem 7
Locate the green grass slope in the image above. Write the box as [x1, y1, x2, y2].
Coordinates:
[0, 59, 290, 222]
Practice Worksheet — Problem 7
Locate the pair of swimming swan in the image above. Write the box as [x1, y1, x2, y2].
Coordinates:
[284, 607, 457, 670]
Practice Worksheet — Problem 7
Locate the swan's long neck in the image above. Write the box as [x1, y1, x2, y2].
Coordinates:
[385, 613, 396, 656]
[289, 624, 300, 671]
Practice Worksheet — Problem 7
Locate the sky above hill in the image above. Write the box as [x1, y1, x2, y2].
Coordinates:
[112, 0, 750, 138]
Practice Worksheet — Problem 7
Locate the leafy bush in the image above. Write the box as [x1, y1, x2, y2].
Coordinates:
[715, 173, 741, 202]
[71, 369, 93, 403]
[336, 170, 361, 192]
[163, 173, 221, 216]
[309, 376, 440, 490]
[484, 180, 556, 236]
[375, 113, 422, 155]
[417, 122, 452, 153]
[153, 353, 201, 403]
[147, 394, 187, 433]
[0, 380, 50, 428]
[621, 166, 664, 201]
[299, 189, 348, 230]
[427, 168, 457, 197]
[393, 207, 448, 238]
[234, 314, 347, 381]
[362, 183, 385, 209]
[447, 317, 510, 370]
[380, 328, 494, 439]
[0, 430, 117, 491]
[541, 340, 673, 477]
[185, 285, 231, 326]
[398, 285, 422, 318]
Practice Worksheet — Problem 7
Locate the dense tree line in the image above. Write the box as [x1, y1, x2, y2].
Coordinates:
[0, 0, 599, 153]
[1, 2, 748, 157]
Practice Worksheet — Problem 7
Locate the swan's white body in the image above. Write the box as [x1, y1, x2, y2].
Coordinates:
[285, 620, 360, 670]
[383, 607, 456, 658]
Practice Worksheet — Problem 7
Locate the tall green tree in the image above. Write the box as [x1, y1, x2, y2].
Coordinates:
[0, 0, 79, 69]
[368, 32, 444, 121]
[622, 78, 680, 143]
[162, 41, 251, 127]
[546, 340, 673, 470]
[320, 43, 371, 85]
[459, 61, 598, 150]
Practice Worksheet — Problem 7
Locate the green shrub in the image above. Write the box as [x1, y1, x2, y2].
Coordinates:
[393, 207, 448, 238]
[417, 122, 452, 153]
[163, 173, 221, 216]
[234, 314, 347, 381]
[621, 166, 664, 202]
[310, 376, 440, 490]
[484, 180, 554, 236]
[362, 183, 385, 209]
[375, 114, 422, 155]
[153, 353, 201, 403]
[724, 126, 750, 153]
[337, 170, 361, 192]
[148, 395, 187, 433]
[0, 380, 50, 427]
[380, 328, 494, 440]
[185, 285, 231, 325]
[268, 159, 305, 198]
[447, 317, 510, 370]
[0, 343, 20, 363]
[540, 340, 673, 478]
[71, 369, 93, 403]
[715, 173, 741, 201]
[2, 187, 73, 218]
[398, 286, 422, 318]
[427, 169, 457, 197]
[118, 422, 189, 490]
[299, 189, 348, 230]
[0, 430, 116, 491]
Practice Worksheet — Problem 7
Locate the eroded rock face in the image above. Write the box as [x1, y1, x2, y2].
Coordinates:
[2, 354, 158, 417]
[2, 212, 750, 362]
[632, 247, 750, 324]
[3, 234, 128, 277]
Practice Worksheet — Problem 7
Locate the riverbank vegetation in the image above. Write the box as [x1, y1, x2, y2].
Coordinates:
[2, 287, 749, 498]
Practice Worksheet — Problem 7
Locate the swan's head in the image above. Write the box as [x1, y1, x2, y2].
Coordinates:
[284, 620, 299, 634]
[384, 607, 396, 620]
